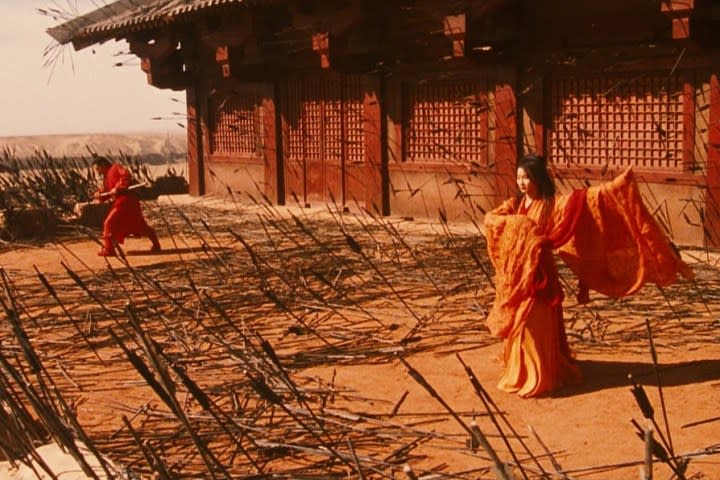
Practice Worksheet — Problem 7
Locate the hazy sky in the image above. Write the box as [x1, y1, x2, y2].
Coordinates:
[1, 1, 184, 136]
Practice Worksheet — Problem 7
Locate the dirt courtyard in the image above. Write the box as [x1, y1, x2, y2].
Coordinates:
[0, 194, 718, 479]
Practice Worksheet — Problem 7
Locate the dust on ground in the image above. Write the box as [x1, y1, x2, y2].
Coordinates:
[0, 193, 718, 479]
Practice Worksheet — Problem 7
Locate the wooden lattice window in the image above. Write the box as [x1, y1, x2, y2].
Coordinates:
[550, 75, 685, 170]
[286, 76, 365, 164]
[405, 80, 490, 164]
[209, 91, 261, 155]
[343, 76, 365, 164]
[287, 80, 323, 162]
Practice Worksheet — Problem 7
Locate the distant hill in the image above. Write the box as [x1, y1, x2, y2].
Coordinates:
[0, 132, 187, 163]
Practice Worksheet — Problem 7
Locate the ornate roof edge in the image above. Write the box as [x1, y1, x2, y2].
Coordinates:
[46, 0, 247, 48]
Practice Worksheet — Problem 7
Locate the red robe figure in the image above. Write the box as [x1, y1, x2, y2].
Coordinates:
[92, 156, 161, 257]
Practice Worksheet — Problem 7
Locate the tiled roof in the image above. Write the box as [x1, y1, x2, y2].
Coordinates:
[46, 0, 247, 46]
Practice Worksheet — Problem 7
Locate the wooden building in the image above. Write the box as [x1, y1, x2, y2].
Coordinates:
[48, 0, 720, 247]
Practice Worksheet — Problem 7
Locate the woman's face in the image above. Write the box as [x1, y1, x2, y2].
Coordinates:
[516, 167, 539, 199]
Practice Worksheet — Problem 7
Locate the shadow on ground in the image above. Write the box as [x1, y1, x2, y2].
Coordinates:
[122, 246, 230, 256]
[553, 358, 720, 397]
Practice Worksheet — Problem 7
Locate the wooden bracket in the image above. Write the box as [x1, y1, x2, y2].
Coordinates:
[661, 0, 694, 39]
[129, 32, 187, 90]
[129, 34, 176, 59]
[312, 32, 330, 68]
[215, 45, 242, 78]
[214, 42, 265, 78]
[140, 52, 187, 90]
[444, 14, 466, 57]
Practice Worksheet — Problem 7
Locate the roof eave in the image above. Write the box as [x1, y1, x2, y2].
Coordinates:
[46, 0, 253, 50]
[46, 0, 161, 46]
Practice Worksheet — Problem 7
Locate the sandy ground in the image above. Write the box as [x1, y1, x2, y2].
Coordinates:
[0, 194, 718, 479]
[0, 441, 121, 480]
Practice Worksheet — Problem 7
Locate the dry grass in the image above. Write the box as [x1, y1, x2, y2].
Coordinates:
[0, 193, 718, 479]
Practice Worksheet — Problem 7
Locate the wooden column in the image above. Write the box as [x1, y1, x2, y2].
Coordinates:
[384, 77, 402, 216]
[263, 91, 279, 203]
[682, 74, 696, 172]
[363, 78, 383, 213]
[518, 71, 545, 157]
[494, 78, 518, 203]
[705, 73, 720, 247]
[186, 85, 204, 196]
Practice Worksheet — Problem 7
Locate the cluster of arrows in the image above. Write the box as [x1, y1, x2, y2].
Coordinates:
[0, 147, 95, 216]
[0, 154, 718, 478]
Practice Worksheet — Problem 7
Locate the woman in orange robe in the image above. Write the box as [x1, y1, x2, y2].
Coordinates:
[483, 155, 693, 397]
[93, 156, 161, 257]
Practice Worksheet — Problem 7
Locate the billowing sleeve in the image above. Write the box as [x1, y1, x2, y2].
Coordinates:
[558, 168, 693, 297]
[484, 201, 547, 336]
[483, 196, 518, 270]
[546, 189, 587, 247]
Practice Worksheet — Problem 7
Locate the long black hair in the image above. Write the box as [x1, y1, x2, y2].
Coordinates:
[517, 154, 555, 199]
[91, 155, 112, 168]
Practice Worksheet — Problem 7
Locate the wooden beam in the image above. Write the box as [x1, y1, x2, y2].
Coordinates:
[705, 73, 720, 247]
[200, 14, 252, 48]
[493, 79, 518, 203]
[204, 14, 254, 78]
[128, 34, 176, 59]
[186, 85, 204, 196]
[262, 93, 279, 203]
[215, 45, 244, 78]
[363, 80, 383, 213]
[468, 0, 513, 19]
[213, 43, 276, 80]
[140, 52, 188, 91]
[661, 0, 694, 39]
[682, 74, 696, 172]
[129, 31, 187, 90]
[444, 14, 466, 58]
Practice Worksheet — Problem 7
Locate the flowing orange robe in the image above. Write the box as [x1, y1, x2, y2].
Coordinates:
[484, 168, 693, 397]
[100, 164, 155, 244]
